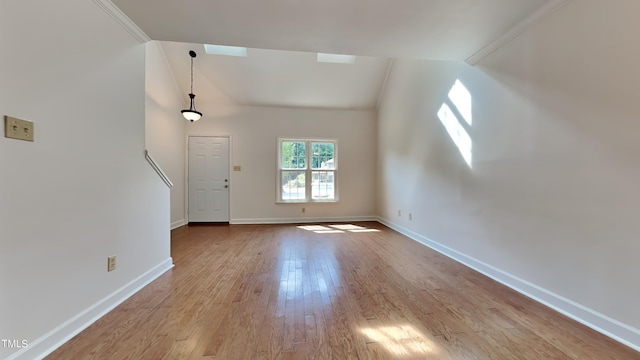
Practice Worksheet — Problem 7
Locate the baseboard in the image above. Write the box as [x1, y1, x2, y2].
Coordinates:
[231, 216, 377, 225]
[377, 217, 640, 352]
[7, 258, 174, 360]
[171, 219, 186, 230]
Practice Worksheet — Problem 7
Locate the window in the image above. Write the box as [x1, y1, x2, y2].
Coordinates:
[278, 139, 337, 202]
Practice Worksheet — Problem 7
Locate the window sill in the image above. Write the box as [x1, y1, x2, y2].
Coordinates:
[276, 199, 340, 204]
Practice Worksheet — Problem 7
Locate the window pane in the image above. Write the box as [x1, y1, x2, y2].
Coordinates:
[311, 142, 334, 170]
[281, 171, 306, 200]
[311, 171, 335, 200]
[281, 141, 306, 169]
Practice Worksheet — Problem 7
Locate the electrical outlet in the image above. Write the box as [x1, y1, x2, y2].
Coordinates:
[408, 213, 413, 221]
[302, 207, 306, 213]
[107, 256, 116, 272]
[4, 116, 34, 142]
[398, 210, 401, 216]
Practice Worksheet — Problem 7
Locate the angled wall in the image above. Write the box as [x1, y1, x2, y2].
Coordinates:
[0, 1, 172, 359]
[377, 0, 640, 350]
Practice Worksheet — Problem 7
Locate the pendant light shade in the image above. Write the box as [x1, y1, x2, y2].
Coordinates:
[181, 50, 202, 122]
[181, 94, 202, 122]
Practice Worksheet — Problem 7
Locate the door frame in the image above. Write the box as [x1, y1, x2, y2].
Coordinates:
[185, 134, 233, 223]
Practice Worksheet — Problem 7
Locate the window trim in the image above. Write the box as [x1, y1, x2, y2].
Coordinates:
[277, 137, 339, 203]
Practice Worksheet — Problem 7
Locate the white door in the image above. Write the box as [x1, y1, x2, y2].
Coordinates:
[188, 136, 230, 222]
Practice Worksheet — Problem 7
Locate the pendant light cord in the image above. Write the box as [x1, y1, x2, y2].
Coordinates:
[181, 50, 202, 121]
[190, 56, 194, 95]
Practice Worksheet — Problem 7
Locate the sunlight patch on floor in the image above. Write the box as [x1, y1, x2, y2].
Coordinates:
[297, 224, 381, 234]
[315, 229, 345, 234]
[360, 324, 440, 358]
[298, 225, 336, 232]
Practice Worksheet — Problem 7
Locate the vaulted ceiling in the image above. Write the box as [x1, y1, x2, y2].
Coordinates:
[160, 41, 391, 110]
[111, 0, 561, 110]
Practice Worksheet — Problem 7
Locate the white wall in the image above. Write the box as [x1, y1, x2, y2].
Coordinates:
[145, 41, 186, 229]
[186, 105, 377, 223]
[0, 1, 172, 359]
[378, 0, 640, 349]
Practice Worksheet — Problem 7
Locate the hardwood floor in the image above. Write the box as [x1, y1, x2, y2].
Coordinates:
[47, 222, 639, 359]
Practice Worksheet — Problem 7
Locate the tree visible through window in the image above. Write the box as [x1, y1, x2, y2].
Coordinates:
[279, 139, 337, 202]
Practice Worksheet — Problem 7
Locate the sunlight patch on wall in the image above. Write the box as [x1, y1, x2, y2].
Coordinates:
[360, 324, 440, 358]
[448, 80, 472, 125]
[437, 103, 472, 167]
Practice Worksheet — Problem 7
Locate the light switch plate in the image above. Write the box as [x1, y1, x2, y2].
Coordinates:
[4, 116, 34, 142]
[233, 165, 241, 171]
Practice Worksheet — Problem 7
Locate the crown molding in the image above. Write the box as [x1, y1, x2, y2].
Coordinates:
[465, 0, 572, 66]
[92, 0, 151, 44]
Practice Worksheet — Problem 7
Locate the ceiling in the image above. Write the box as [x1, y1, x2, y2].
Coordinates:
[112, 0, 555, 110]
[161, 41, 391, 110]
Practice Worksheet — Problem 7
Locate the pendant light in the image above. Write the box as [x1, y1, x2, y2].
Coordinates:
[181, 50, 202, 122]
